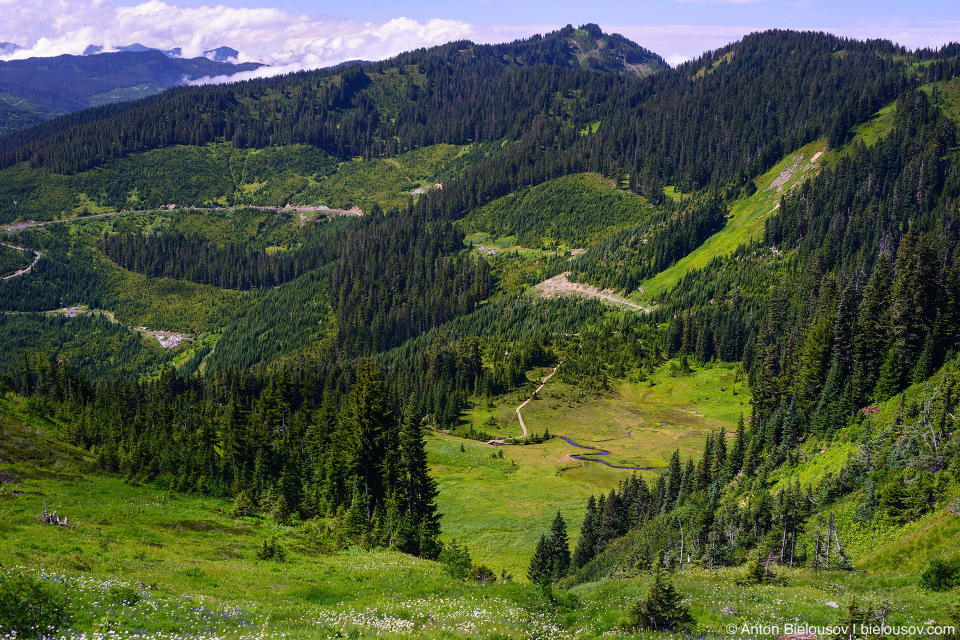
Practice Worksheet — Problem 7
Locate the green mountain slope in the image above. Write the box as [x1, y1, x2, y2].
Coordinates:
[461, 173, 656, 249]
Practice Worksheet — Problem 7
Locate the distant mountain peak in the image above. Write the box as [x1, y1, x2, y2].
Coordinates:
[560, 23, 665, 76]
[204, 46, 239, 63]
[79, 44, 239, 62]
[0, 42, 20, 56]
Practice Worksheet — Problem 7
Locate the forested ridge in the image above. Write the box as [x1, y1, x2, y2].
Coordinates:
[0, 29, 919, 206]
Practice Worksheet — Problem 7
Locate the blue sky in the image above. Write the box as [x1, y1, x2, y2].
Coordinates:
[2, 0, 957, 76]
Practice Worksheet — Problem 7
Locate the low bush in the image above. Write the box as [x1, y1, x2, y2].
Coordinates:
[920, 558, 960, 592]
[0, 569, 70, 637]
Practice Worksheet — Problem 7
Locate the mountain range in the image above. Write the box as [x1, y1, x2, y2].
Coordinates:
[0, 48, 262, 135]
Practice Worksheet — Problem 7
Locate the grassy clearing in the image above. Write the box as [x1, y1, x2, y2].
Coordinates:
[639, 140, 827, 301]
[103, 262, 245, 335]
[662, 185, 683, 202]
[463, 231, 561, 259]
[923, 75, 960, 125]
[294, 144, 461, 212]
[428, 432, 594, 577]
[461, 173, 655, 250]
[853, 103, 897, 147]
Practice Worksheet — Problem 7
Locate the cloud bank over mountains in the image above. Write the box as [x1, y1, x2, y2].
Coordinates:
[0, 0, 533, 77]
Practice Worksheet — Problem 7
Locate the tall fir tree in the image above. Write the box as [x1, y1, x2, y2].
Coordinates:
[571, 495, 598, 571]
[346, 360, 393, 519]
[399, 395, 441, 557]
[548, 511, 572, 580]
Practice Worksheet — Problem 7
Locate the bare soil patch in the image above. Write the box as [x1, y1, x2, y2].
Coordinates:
[530, 272, 649, 311]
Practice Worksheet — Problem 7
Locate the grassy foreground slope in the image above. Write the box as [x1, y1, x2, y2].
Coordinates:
[3, 391, 958, 640]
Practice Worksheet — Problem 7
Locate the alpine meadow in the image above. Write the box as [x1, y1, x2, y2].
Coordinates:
[3, 21, 960, 640]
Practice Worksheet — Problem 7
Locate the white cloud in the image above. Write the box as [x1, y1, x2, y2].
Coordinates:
[665, 54, 693, 67]
[0, 0, 540, 78]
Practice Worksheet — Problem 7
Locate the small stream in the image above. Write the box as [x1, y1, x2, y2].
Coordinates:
[558, 436, 663, 471]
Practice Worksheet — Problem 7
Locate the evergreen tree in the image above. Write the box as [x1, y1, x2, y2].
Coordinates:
[571, 495, 598, 571]
[548, 511, 571, 580]
[623, 563, 695, 632]
[723, 413, 746, 481]
[528, 534, 550, 585]
[665, 449, 683, 506]
[711, 428, 727, 482]
[346, 360, 393, 519]
[852, 255, 893, 404]
[597, 489, 625, 552]
[399, 396, 441, 557]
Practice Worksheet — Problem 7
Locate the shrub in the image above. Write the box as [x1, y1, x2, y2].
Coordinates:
[439, 540, 473, 579]
[256, 535, 287, 562]
[737, 547, 777, 585]
[0, 569, 69, 637]
[919, 558, 960, 592]
[108, 584, 143, 607]
[829, 598, 890, 640]
[469, 564, 496, 583]
[232, 489, 257, 517]
[622, 565, 695, 633]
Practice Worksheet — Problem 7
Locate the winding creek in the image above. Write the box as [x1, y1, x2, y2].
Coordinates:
[558, 436, 665, 471]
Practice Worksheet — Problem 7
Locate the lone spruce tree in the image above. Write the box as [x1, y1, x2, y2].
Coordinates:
[528, 534, 550, 585]
[571, 495, 598, 571]
[528, 512, 572, 584]
[623, 563, 695, 633]
[548, 511, 571, 580]
[399, 396, 441, 558]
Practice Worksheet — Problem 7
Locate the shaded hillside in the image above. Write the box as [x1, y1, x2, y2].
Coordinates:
[0, 50, 263, 135]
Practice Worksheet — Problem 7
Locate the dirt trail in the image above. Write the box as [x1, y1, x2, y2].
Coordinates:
[0, 242, 41, 280]
[1, 211, 121, 233]
[486, 362, 562, 445]
[515, 362, 562, 438]
[1, 204, 361, 234]
[531, 272, 649, 312]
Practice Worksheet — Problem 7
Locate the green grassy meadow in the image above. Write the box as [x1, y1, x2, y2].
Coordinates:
[440, 360, 751, 575]
[923, 75, 960, 125]
[638, 140, 827, 301]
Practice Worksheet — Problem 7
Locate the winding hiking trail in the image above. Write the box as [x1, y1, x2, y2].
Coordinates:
[486, 362, 563, 445]
[515, 362, 562, 438]
[0, 243, 41, 280]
